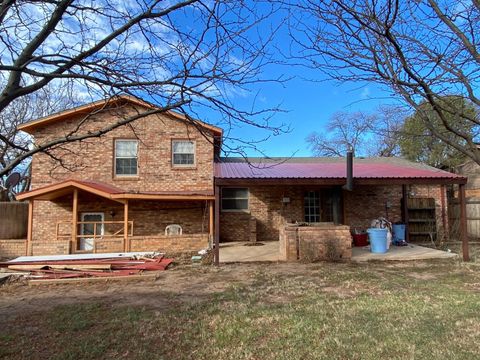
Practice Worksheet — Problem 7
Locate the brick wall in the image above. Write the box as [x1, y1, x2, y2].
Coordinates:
[130, 234, 209, 252]
[0, 239, 27, 259]
[220, 184, 445, 243]
[344, 185, 403, 230]
[29, 103, 215, 193]
[220, 185, 303, 242]
[279, 224, 352, 261]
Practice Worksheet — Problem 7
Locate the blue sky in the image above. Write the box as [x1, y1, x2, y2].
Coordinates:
[219, 70, 394, 157]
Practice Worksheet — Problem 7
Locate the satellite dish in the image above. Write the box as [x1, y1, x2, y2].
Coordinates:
[5, 172, 21, 188]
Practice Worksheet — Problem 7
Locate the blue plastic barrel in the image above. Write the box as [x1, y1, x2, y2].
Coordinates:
[367, 228, 388, 253]
[392, 224, 406, 242]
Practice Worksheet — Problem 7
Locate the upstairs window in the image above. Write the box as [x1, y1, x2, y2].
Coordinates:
[172, 140, 195, 166]
[221, 188, 249, 211]
[114, 140, 138, 176]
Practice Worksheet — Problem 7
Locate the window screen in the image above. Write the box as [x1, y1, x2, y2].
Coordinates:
[115, 140, 138, 176]
[221, 188, 249, 210]
[172, 140, 195, 166]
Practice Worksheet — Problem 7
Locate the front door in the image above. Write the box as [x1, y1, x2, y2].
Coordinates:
[79, 212, 104, 251]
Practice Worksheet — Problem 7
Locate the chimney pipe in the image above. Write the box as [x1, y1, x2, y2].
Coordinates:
[343, 148, 354, 191]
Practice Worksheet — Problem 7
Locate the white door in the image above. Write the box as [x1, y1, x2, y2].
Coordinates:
[80, 212, 104, 251]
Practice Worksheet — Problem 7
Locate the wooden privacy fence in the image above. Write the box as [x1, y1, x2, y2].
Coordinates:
[0, 201, 28, 239]
[449, 197, 480, 241]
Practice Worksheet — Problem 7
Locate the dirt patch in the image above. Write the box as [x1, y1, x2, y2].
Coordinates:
[0, 263, 274, 322]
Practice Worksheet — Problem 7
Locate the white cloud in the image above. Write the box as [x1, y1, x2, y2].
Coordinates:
[360, 87, 370, 99]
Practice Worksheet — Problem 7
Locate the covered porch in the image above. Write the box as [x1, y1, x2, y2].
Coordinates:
[16, 179, 215, 256]
[214, 157, 471, 264]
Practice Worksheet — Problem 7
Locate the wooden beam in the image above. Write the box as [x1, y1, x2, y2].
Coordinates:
[214, 177, 467, 187]
[209, 200, 214, 242]
[440, 184, 448, 242]
[124, 200, 129, 252]
[342, 189, 348, 225]
[459, 183, 469, 261]
[214, 185, 220, 266]
[26, 200, 33, 256]
[72, 189, 78, 254]
[402, 185, 409, 243]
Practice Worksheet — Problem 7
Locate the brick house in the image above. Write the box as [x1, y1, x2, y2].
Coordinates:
[13, 95, 470, 261]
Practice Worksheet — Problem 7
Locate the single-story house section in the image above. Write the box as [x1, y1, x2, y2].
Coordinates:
[214, 156, 469, 262]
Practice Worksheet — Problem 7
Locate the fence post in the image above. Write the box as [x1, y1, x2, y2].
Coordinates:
[26, 200, 33, 256]
[459, 183, 469, 261]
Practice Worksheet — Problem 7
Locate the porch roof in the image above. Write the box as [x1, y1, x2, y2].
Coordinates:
[214, 157, 467, 185]
[16, 179, 215, 202]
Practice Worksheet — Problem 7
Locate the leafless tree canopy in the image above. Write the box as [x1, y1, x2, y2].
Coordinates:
[0, 0, 286, 182]
[290, 0, 480, 164]
[307, 106, 403, 157]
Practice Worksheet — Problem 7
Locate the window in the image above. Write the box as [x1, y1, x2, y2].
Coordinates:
[304, 189, 343, 224]
[172, 140, 195, 166]
[221, 188, 249, 211]
[304, 191, 320, 223]
[114, 140, 138, 176]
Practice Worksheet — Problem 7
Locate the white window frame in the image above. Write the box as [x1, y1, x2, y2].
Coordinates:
[172, 140, 196, 167]
[79, 212, 105, 252]
[114, 139, 138, 177]
[304, 191, 320, 223]
[221, 187, 249, 212]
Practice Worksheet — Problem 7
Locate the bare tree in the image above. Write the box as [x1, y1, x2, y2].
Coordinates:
[289, 0, 480, 163]
[0, 82, 80, 200]
[0, 0, 286, 179]
[307, 107, 402, 157]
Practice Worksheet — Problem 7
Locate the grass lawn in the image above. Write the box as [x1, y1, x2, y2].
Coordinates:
[1, 259, 480, 359]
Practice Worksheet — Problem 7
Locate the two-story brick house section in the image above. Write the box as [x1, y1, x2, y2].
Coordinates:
[16, 96, 222, 255]
[15, 95, 470, 261]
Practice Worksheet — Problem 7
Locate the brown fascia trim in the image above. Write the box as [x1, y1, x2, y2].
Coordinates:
[214, 177, 467, 186]
[17, 95, 223, 136]
[16, 180, 215, 202]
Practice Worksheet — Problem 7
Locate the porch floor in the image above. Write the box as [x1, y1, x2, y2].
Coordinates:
[219, 241, 280, 263]
[352, 244, 458, 262]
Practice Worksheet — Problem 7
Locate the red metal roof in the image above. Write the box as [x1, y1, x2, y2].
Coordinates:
[215, 157, 465, 180]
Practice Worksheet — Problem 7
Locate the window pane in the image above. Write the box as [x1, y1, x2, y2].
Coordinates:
[173, 141, 194, 153]
[304, 191, 320, 223]
[116, 158, 137, 175]
[222, 199, 248, 210]
[222, 188, 248, 199]
[173, 153, 194, 165]
[116, 140, 137, 157]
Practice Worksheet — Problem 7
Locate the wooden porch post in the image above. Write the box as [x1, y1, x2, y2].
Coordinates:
[71, 189, 78, 254]
[214, 185, 220, 266]
[124, 200, 129, 253]
[440, 184, 448, 242]
[459, 183, 469, 261]
[209, 200, 214, 244]
[402, 184, 409, 243]
[26, 199, 34, 256]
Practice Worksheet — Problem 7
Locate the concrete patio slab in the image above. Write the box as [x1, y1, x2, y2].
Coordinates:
[219, 241, 280, 263]
[352, 244, 458, 262]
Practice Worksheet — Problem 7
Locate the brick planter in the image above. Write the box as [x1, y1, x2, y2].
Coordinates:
[279, 224, 352, 262]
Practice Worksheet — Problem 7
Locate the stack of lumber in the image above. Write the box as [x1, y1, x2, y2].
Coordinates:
[0, 252, 173, 280]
